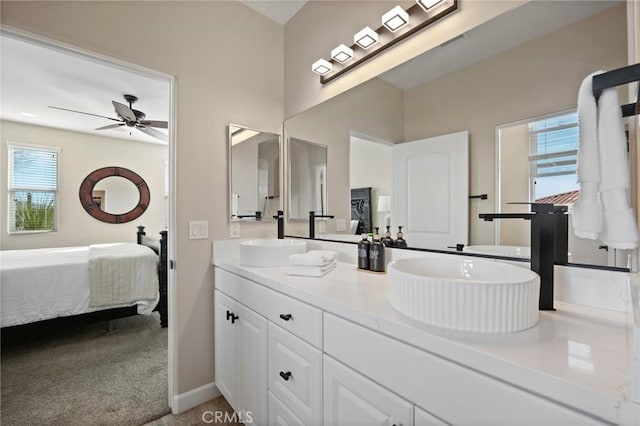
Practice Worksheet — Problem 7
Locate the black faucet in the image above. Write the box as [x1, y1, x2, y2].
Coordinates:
[273, 210, 285, 239]
[236, 211, 262, 220]
[309, 211, 335, 239]
[479, 203, 568, 311]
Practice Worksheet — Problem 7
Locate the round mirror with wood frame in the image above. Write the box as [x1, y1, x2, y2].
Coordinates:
[79, 166, 150, 224]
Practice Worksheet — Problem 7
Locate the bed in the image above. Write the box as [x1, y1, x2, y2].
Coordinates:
[0, 226, 168, 328]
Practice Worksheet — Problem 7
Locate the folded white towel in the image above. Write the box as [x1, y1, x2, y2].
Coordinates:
[288, 261, 336, 277]
[573, 71, 603, 240]
[289, 250, 337, 266]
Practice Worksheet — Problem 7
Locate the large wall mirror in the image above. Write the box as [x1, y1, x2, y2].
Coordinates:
[288, 138, 328, 220]
[228, 124, 281, 221]
[283, 1, 634, 269]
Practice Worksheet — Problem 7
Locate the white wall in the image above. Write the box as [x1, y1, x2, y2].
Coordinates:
[1, 0, 284, 399]
[350, 138, 392, 231]
[0, 120, 166, 250]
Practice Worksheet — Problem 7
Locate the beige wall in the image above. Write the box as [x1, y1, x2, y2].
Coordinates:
[284, 77, 404, 237]
[404, 4, 627, 245]
[1, 0, 284, 397]
[0, 120, 167, 250]
[497, 123, 530, 246]
[350, 139, 393, 231]
[284, 0, 525, 118]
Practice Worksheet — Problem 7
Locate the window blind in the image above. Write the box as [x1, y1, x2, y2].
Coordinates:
[7, 144, 59, 232]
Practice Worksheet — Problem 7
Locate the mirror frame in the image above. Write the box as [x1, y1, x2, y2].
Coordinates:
[228, 123, 282, 222]
[79, 166, 150, 224]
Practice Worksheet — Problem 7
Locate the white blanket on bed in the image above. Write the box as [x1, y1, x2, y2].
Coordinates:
[88, 243, 158, 307]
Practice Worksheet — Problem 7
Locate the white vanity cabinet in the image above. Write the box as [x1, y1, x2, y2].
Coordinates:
[323, 355, 414, 426]
[214, 289, 268, 424]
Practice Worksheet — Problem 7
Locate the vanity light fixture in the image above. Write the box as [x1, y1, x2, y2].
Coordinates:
[382, 5, 409, 32]
[331, 44, 354, 64]
[354, 27, 379, 49]
[314, 0, 458, 85]
[416, 0, 444, 11]
[312, 58, 333, 75]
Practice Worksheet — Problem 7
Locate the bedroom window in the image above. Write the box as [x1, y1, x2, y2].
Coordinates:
[7, 143, 59, 233]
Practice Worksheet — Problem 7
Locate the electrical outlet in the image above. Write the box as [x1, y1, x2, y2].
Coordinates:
[318, 220, 326, 234]
[230, 222, 240, 238]
[336, 218, 346, 232]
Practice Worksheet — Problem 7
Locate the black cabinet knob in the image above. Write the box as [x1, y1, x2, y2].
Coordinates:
[231, 314, 239, 324]
[279, 313, 292, 321]
[279, 371, 292, 381]
[226, 310, 232, 321]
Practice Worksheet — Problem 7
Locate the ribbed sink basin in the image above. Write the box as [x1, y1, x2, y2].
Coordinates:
[463, 245, 531, 259]
[388, 257, 540, 333]
[239, 239, 306, 267]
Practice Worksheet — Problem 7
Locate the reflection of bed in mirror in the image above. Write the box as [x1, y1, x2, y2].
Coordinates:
[0, 226, 168, 328]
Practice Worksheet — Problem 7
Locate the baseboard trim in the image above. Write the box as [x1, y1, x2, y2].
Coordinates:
[172, 382, 221, 414]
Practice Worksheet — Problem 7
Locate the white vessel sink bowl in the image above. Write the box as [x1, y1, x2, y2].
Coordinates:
[463, 245, 531, 258]
[239, 239, 306, 267]
[388, 257, 540, 333]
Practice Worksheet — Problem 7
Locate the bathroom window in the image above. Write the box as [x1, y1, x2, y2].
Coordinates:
[7, 143, 59, 233]
[528, 111, 579, 201]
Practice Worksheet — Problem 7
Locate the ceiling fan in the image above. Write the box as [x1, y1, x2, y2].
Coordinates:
[49, 94, 168, 142]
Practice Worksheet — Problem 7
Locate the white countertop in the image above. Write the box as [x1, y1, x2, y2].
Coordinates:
[213, 242, 640, 424]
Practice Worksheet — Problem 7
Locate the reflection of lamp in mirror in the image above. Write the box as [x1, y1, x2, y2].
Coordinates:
[378, 195, 390, 227]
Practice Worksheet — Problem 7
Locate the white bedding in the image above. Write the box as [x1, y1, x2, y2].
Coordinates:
[0, 243, 160, 327]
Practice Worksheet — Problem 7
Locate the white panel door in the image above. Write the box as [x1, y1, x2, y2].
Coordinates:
[323, 355, 414, 426]
[393, 131, 469, 249]
[415, 406, 448, 426]
[268, 322, 322, 424]
[214, 290, 237, 409]
[236, 302, 268, 425]
[269, 391, 306, 426]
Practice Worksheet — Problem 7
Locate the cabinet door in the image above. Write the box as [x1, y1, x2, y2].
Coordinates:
[323, 355, 414, 426]
[214, 290, 237, 408]
[236, 302, 268, 425]
[268, 322, 322, 424]
[415, 407, 448, 426]
[269, 391, 306, 426]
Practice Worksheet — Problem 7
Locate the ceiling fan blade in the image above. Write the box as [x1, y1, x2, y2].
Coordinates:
[112, 101, 137, 122]
[136, 125, 168, 142]
[48, 106, 121, 122]
[139, 120, 168, 129]
[95, 123, 125, 131]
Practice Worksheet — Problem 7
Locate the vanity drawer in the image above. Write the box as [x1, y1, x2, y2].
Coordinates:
[268, 322, 322, 425]
[214, 268, 270, 318]
[269, 391, 305, 426]
[324, 313, 602, 425]
[268, 289, 322, 348]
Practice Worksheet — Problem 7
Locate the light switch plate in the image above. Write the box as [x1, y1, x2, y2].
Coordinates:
[336, 218, 346, 231]
[189, 220, 208, 239]
[230, 222, 240, 238]
[318, 220, 326, 233]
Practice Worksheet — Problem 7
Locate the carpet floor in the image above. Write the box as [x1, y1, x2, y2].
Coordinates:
[1, 313, 169, 426]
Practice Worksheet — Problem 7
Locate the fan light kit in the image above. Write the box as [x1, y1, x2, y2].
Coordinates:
[312, 0, 458, 84]
[49, 94, 168, 141]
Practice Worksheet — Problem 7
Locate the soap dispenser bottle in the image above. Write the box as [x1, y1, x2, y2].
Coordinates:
[357, 234, 370, 270]
[369, 233, 386, 272]
[382, 226, 394, 247]
[395, 226, 408, 248]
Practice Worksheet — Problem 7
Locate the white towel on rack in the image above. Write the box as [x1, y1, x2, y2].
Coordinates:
[573, 71, 603, 240]
[597, 87, 639, 248]
[573, 71, 639, 249]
